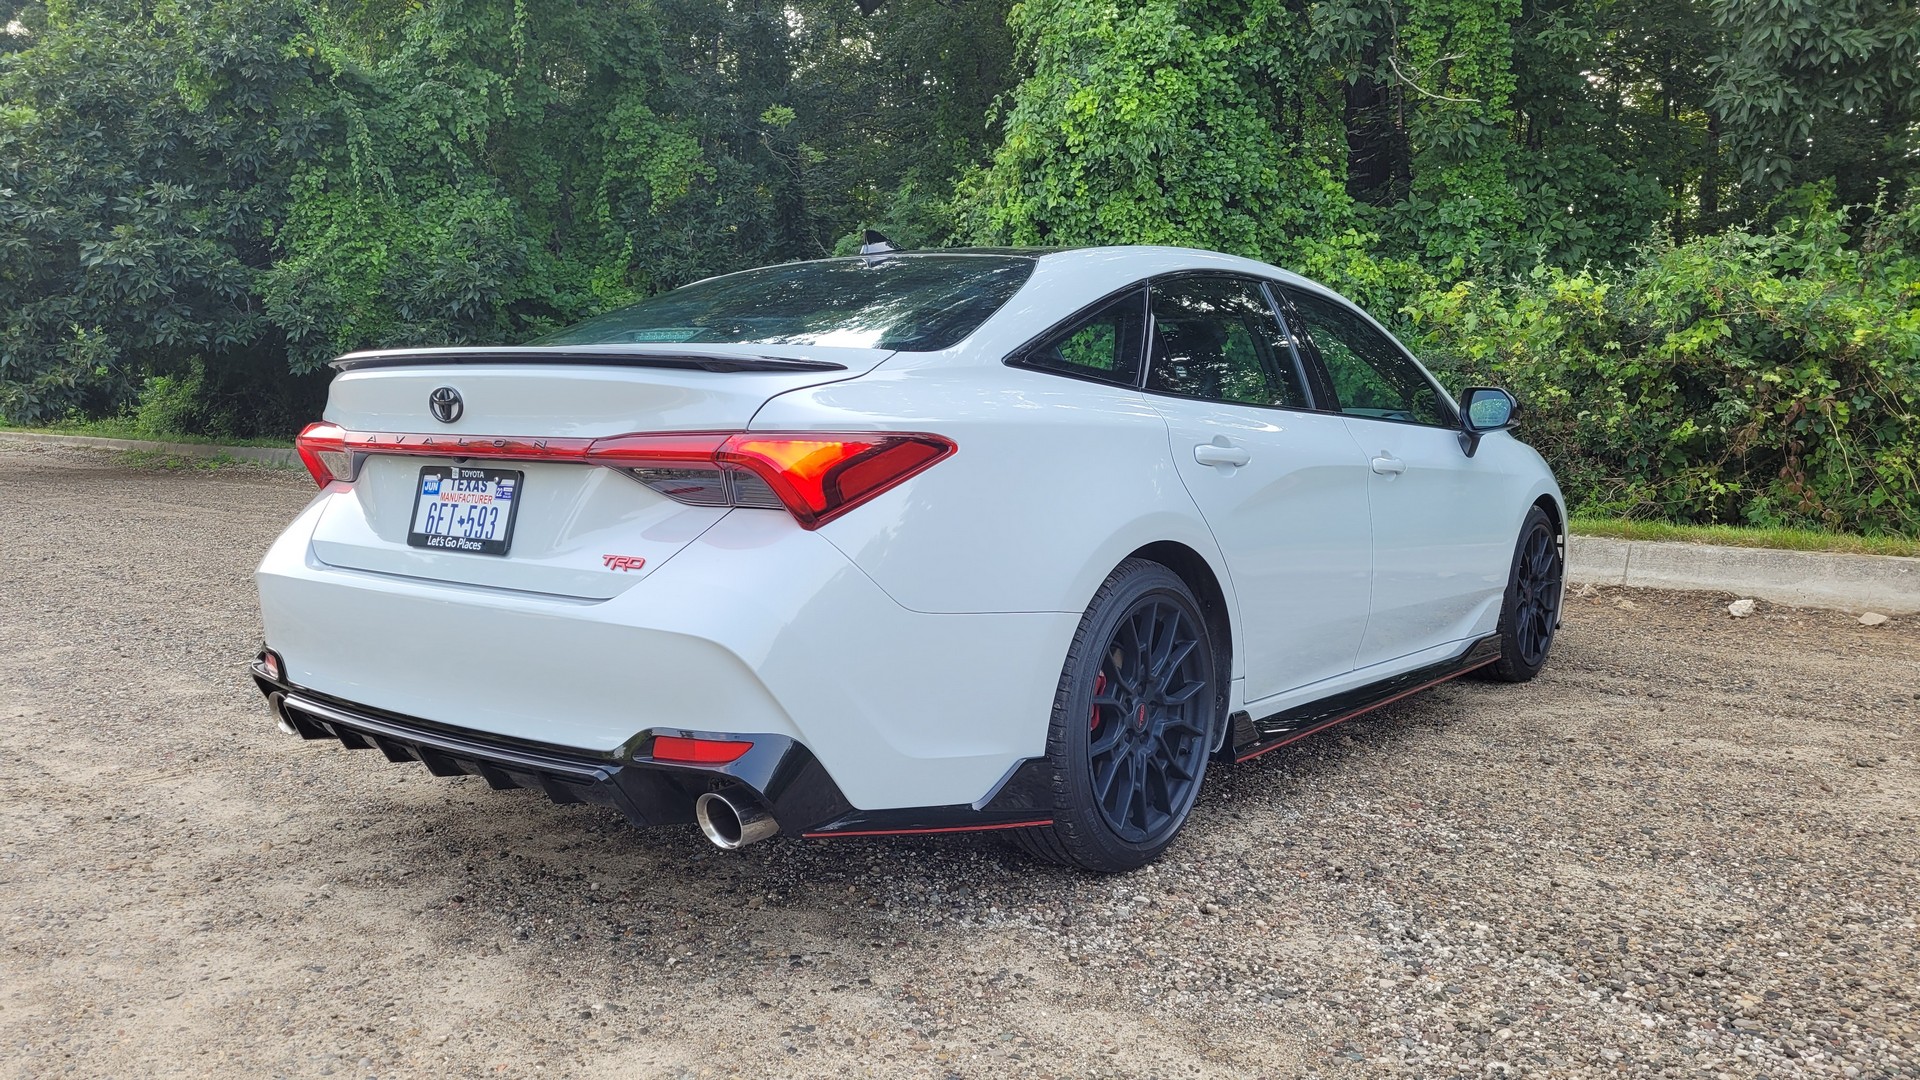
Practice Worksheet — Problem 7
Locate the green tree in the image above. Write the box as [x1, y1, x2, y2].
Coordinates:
[259, 0, 710, 369]
[956, 0, 1356, 267]
[0, 0, 332, 427]
[1709, 0, 1920, 204]
[785, 0, 1016, 252]
[1311, 0, 1526, 270]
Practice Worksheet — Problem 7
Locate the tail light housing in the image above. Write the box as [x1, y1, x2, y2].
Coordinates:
[295, 422, 353, 487]
[291, 423, 955, 530]
[590, 432, 955, 529]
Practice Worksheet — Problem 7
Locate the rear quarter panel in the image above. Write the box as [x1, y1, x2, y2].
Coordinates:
[753, 361, 1231, 624]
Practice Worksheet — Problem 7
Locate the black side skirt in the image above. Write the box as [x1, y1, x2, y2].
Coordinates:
[1228, 634, 1502, 763]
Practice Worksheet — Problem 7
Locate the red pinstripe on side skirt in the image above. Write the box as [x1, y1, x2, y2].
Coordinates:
[1233, 657, 1499, 764]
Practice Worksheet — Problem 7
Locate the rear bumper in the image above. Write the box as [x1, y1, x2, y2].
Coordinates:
[256, 496, 1076, 813]
[252, 660, 1055, 836]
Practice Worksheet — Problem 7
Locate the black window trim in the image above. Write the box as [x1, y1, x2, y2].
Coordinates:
[1264, 284, 1338, 411]
[1255, 280, 1322, 412]
[1137, 270, 1321, 416]
[1282, 283, 1461, 430]
[1003, 284, 1152, 391]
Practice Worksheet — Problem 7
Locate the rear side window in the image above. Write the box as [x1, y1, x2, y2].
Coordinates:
[535, 254, 1036, 352]
[1286, 288, 1450, 426]
[1147, 276, 1307, 408]
[1014, 288, 1148, 387]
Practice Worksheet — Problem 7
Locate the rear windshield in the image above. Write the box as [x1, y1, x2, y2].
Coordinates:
[534, 254, 1036, 352]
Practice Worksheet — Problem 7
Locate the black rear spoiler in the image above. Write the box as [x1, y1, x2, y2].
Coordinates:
[328, 346, 847, 374]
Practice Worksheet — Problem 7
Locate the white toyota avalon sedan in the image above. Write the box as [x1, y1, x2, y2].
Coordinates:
[253, 244, 1566, 872]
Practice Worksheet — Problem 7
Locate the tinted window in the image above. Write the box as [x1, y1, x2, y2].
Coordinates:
[1287, 288, 1449, 426]
[1017, 289, 1147, 387]
[1147, 276, 1306, 408]
[536, 255, 1035, 352]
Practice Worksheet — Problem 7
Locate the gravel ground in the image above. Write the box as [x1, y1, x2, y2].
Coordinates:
[1, 437, 1916, 1080]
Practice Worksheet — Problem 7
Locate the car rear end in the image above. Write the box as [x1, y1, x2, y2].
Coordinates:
[252, 255, 1078, 847]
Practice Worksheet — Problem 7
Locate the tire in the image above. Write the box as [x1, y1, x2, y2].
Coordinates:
[1010, 559, 1220, 873]
[1483, 506, 1564, 683]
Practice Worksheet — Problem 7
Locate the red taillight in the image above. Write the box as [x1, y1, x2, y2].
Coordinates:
[650, 735, 753, 765]
[295, 421, 351, 488]
[289, 423, 955, 527]
[719, 434, 953, 529]
[586, 431, 955, 529]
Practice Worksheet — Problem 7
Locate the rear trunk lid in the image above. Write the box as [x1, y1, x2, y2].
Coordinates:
[306, 344, 887, 600]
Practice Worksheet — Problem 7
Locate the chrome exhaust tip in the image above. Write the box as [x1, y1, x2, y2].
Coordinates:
[695, 789, 780, 850]
[267, 691, 298, 737]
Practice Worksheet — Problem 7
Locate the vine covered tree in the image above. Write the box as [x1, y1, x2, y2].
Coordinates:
[0, 0, 1915, 534]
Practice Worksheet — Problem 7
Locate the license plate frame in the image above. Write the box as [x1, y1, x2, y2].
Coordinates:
[405, 465, 524, 556]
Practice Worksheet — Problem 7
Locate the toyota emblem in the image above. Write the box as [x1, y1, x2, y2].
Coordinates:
[428, 386, 464, 424]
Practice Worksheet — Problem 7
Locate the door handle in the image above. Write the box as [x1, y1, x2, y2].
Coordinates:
[1194, 444, 1251, 468]
[1370, 452, 1407, 476]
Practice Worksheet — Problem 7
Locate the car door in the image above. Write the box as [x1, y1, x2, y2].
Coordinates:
[1143, 274, 1375, 704]
[1283, 285, 1511, 669]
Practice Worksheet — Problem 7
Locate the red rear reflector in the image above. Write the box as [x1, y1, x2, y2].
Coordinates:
[651, 736, 753, 765]
[295, 421, 351, 488]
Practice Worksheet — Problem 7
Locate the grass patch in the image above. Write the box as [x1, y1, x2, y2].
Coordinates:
[0, 417, 292, 448]
[1571, 516, 1920, 558]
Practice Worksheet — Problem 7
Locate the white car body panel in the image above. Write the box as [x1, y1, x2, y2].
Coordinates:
[261, 497, 1075, 809]
[255, 245, 1565, 825]
[1345, 416, 1515, 667]
[323, 346, 889, 437]
[770, 363, 1226, 617]
[309, 456, 724, 599]
[1147, 396, 1375, 699]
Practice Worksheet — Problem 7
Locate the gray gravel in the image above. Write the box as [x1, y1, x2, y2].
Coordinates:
[2, 437, 1917, 1079]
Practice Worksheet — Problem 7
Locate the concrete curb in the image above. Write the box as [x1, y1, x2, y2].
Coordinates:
[0, 430, 298, 468]
[1568, 535, 1920, 614]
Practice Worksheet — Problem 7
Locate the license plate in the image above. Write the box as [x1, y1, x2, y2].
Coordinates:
[406, 466, 523, 556]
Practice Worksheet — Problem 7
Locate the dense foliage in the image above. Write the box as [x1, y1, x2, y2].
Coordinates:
[1409, 193, 1920, 535]
[0, 0, 1011, 432]
[1, 0, 1915, 531]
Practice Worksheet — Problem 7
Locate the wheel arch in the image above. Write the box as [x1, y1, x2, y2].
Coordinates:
[1527, 491, 1569, 628]
[1531, 492, 1565, 539]
[1125, 540, 1235, 750]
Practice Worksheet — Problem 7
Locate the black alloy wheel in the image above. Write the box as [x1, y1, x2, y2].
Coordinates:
[1012, 559, 1219, 872]
[1486, 506, 1563, 682]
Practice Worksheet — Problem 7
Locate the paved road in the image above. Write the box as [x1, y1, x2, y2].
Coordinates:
[2, 441, 1917, 1078]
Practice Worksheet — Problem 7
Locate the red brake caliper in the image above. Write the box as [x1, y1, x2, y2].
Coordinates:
[1090, 671, 1107, 731]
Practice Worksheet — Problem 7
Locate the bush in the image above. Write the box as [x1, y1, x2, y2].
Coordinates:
[1406, 189, 1920, 536]
[131, 367, 208, 438]
[126, 357, 327, 440]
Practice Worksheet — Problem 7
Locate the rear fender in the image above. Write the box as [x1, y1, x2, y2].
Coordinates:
[751, 362, 1246, 680]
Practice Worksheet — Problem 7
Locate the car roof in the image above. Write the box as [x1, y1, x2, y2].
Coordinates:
[1029, 245, 1328, 293]
[667, 246, 1367, 365]
[688, 245, 1335, 299]
[875, 243, 1422, 379]
[870, 245, 1323, 289]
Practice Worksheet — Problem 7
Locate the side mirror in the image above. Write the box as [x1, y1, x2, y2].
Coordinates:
[1458, 386, 1516, 457]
